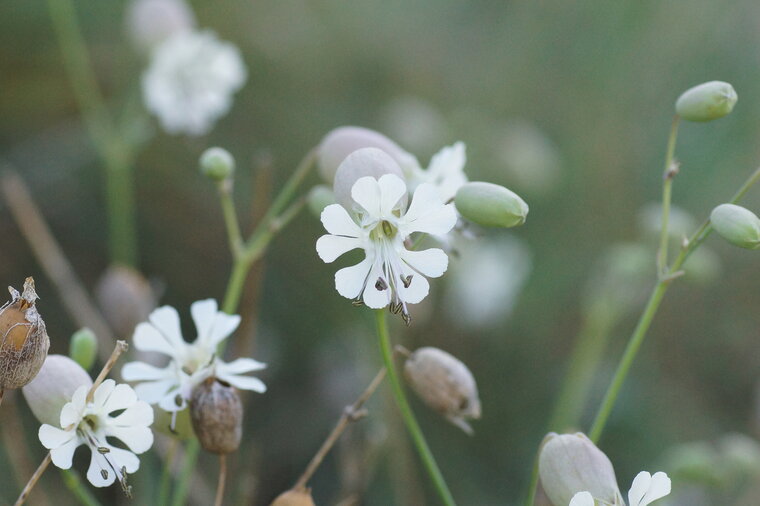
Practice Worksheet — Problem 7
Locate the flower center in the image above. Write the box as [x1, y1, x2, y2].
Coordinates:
[371, 220, 397, 241]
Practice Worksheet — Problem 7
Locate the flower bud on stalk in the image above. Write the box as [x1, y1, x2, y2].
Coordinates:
[455, 182, 528, 228]
[710, 204, 760, 250]
[332, 148, 408, 211]
[0, 278, 49, 393]
[403, 347, 481, 435]
[190, 377, 243, 454]
[270, 488, 316, 506]
[22, 355, 92, 426]
[69, 328, 98, 371]
[675, 81, 737, 122]
[200, 147, 236, 182]
[538, 432, 624, 506]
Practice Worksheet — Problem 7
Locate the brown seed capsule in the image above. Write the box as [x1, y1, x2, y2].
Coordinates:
[95, 265, 156, 338]
[0, 278, 50, 390]
[270, 488, 316, 506]
[403, 347, 481, 435]
[190, 377, 243, 454]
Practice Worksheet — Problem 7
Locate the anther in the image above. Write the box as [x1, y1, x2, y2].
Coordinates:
[98, 447, 110, 454]
[402, 275, 413, 288]
[375, 278, 388, 291]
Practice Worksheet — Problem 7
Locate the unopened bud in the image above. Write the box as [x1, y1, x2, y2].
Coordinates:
[676, 81, 737, 122]
[710, 204, 760, 250]
[307, 185, 336, 217]
[333, 148, 408, 211]
[96, 265, 156, 338]
[69, 328, 98, 371]
[538, 433, 623, 506]
[403, 347, 480, 435]
[318, 126, 419, 184]
[200, 147, 235, 181]
[270, 488, 316, 506]
[190, 377, 243, 454]
[0, 278, 49, 391]
[22, 355, 92, 426]
[455, 182, 528, 228]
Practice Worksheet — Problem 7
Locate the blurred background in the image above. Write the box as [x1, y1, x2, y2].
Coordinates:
[1, 1, 760, 505]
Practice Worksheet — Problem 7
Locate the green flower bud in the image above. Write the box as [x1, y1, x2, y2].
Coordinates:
[22, 355, 92, 426]
[333, 147, 407, 211]
[675, 81, 737, 122]
[306, 185, 336, 217]
[69, 328, 98, 371]
[454, 182, 528, 228]
[199, 147, 235, 181]
[539, 432, 623, 506]
[710, 203, 760, 249]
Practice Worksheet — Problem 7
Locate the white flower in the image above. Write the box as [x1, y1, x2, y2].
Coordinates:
[125, 0, 195, 51]
[38, 380, 153, 490]
[406, 142, 468, 203]
[316, 167, 457, 322]
[121, 299, 266, 413]
[142, 30, 246, 136]
[569, 471, 671, 506]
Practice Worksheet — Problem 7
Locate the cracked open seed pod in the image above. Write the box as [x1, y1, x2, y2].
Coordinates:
[403, 347, 481, 435]
[0, 278, 49, 391]
[270, 488, 316, 506]
[190, 377, 243, 454]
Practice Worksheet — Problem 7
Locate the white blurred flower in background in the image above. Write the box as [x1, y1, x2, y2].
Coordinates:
[142, 30, 247, 136]
[381, 95, 449, 155]
[445, 236, 531, 328]
[406, 142, 469, 203]
[125, 0, 195, 51]
[495, 119, 561, 195]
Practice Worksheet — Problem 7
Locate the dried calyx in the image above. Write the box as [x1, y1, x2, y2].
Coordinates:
[270, 488, 316, 506]
[0, 277, 50, 391]
[190, 377, 243, 454]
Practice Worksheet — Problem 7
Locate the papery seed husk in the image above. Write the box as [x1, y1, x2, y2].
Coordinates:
[22, 355, 92, 426]
[95, 265, 156, 338]
[270, 488, 316, 506]
[190, 377, 243, 454]
[0, 278, 49, 390]
[403, 347, 481, 434]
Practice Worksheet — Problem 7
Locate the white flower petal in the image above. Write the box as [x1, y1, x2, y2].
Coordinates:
[569, 491, 595, 506]
[134, 379, 178, 405]
[109, 445, 141, 474]
[102, 383, 138, 414]
[47, 434, 81, 470]
[628, 471, 671, 506]
[335, 257, 373, 299]
[377, 174, 408, 215]
[321, 204, 362, 237]
[122, 361, 173, 382]
[218, 357, 266, 375]
[316, 235, 362, 263]
[39, 425, 77, 450]
[400, 248, 449, 278]
[425, 142, 467, 201]
[200, 311, 240, 349]
[401, 184, 457, 235]
[157, 388, 187, 412]
[93, 379, 117, 410]
[148, 306, 186, 349]
[190, 299, 218, 344]
[397, 267, 430, 304]
[110, 401, 154, 428]
[362, 261, 391, 309]
[60, 385, 88, 428]
[217, 373, 266, 393]
[351, 176, 382, 217]
[106, 426, 154, 454]
[133, 321, 180, 357]
[87, 450, 115, 487]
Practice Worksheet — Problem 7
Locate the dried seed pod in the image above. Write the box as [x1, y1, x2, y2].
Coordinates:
[190, 377, 243, 454]
[403, 347, 481, 435]
[95, 265, 156, 338]
[22, 355, 92, 426]
[270, 488, 316, 506]
[0, 278, 50, 390]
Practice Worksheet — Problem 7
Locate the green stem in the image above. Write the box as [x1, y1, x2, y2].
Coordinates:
[170, 443, 200, 506]
[588, 165, 760, 443]
[374, 310, 456, 506]
[218, 182, 245, 260]
[522, 452, 540, 506]
[158, 440, 178, 506]
[60, 470, 102, 506]
[47, 0, 138, 266]
[657, 116, 681, 273]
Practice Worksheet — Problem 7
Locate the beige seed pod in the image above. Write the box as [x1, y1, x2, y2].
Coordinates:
[190, 377, 243, 454]
[270, 488, 316, 506]
[0, 278, 50, 390]
[403, 347, 481, 435]
[95, 265, 156, 338]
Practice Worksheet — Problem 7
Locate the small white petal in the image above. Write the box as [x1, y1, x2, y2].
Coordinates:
[87, 450, 115, 487]
[60, 385, 88, 428]
[400, 248, 449, 278]
[362, 261, 391, 309]
[628, 471, 671, 506]
[109, 446, 141, 474]
[111, 401, 154, 428]
[316, 235, 362, 263]
[200, 311, 240, 349]
[218, 357, 267, 375]
[397, 267, 430, 304]
[569, 491, 595, 506]
[134, 379, 178, 405]
[122, 361, 173, 382]
[351, 176, 382, 217]
[190, 299, 218, 343]
[425, 142, 467, 201]
[217, 373, 266, 393]
[335, 257, 373, 299]
[158, 388, 187, 412]
[93, 379, 117, 410]
[401, 184, 457, 235]
[148, 306, 186, 349]
[102, 383, 138, 414]
[132, 321, 180, 357]
[39, 425, 77, 450]
[106, 426, 154, 454]
[48, 435, 81, 470]
[377, 174, 408, 215]
[321, 204, 362, 237]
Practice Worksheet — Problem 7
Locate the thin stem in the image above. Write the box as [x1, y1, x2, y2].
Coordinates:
[374, 310, 457, 506]
[158, 439, 178, 506]
[14, 453, 52, 506]
[0, 388, 4, 410]
[87, 340, 128, 402]
[171, 443, 200, 506]
[218, 181, 245, 260]
[588, 165, 760, 443]
[60, 469, 103, 506]
[657, 116, 681, 273]
[47, 0, 137, 266]
[214, 455, 227, 506]
[294, 367, 387, 490]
